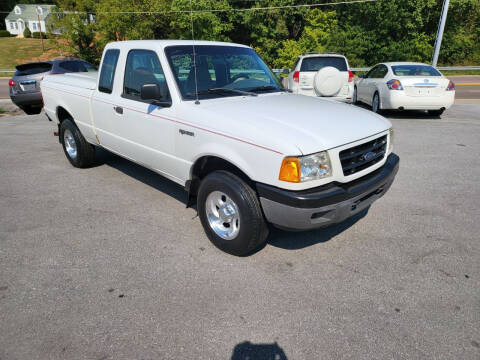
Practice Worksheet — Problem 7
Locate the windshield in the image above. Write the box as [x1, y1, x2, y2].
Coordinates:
[165, 45, 283, 100]
[392, 65, 441, 77]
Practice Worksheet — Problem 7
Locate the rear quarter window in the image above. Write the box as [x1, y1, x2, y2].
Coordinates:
[59, 60, 97, 73]
[14, 63, 52, 76]
[300, 57, 347, 72]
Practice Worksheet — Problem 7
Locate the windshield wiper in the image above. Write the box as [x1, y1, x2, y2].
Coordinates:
[187, 88, 257, 97]
[248, 85, 279, 92]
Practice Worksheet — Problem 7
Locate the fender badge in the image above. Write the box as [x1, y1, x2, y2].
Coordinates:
[179, 129, 194, 137]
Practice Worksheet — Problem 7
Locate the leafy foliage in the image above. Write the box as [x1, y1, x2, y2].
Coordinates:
[47, 0, 479, 68]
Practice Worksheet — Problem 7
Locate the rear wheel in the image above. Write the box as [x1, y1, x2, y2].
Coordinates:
[428, 109, 444, 116]
[59, 119, 95, 168]
[197, 171, 269, 256]
[20, 105, 42, 115]
[372, 92, 381, 113]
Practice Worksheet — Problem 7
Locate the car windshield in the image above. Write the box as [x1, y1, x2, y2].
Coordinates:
[300, 57, 347, 72]
[392, 65, 441, 77]
[165, 45, 283, 100]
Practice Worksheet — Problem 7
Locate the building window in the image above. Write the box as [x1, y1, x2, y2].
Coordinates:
[15, 23, 18, 30]
[14, 6, 21, 14]
[10, 22, 14, 30]
[32, 22, 37, 30]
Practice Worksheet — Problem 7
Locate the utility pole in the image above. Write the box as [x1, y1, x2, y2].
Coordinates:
[432, 0, 450, 67]
[37, 11, 45, 52]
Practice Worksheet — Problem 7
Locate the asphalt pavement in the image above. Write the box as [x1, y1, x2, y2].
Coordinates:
[0, 104, 479, 359]
[1, 75, 480, 100]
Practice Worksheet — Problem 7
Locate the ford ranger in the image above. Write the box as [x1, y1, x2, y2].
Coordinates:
[41, 40, 399, 256]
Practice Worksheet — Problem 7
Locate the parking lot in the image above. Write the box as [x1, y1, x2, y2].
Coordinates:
[0, 104, 479, 359]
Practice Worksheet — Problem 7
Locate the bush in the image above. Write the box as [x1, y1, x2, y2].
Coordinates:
[23, 27, 31, 38]
[0, 30, 11, 37]
[31, 32, 47, 39]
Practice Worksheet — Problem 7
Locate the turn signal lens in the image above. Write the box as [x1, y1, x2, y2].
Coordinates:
[446, 80, 455, 91]
[279, 157, 301, 183]
[386, 79, 403, 90]
[293, 71, 300, 83]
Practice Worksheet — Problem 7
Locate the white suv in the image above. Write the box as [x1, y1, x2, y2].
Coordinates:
[287, 53, 354, 102]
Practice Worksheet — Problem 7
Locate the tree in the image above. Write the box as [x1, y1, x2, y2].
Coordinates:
[23, 26, 32, 38]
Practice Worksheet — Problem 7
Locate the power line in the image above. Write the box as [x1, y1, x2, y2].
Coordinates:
[0, 0, 382, 14]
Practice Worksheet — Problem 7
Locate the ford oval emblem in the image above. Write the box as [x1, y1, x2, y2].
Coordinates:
[362, 151, 376, 161]
[424, 78, 430, 83]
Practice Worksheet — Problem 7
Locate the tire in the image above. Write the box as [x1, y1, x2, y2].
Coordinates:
[197, 171, 269, 256]
[353, 86, 358, 104]
[59, 119, 95, 168]
[20, 105, 42, 115]
[372, 92, 381, 113]
[428, 109, 444, 116]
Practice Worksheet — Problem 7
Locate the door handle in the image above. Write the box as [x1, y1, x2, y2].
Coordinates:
[114, 106, 123, 114]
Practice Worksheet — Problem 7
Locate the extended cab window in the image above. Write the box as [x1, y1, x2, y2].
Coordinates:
[123, 49, 170, 103]
[98, 49, 120, 93]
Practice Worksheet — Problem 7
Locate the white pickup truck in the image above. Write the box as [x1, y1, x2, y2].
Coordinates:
[41, 40, 399, 256]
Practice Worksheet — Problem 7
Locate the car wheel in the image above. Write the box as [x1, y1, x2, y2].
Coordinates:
[60, 119, 95, 168]
[372, 92, 381, 113]
[20, 105, 42, 115]
[197, 171, 269, 256]
[428, 109, 444, 116]
[353, 86, 358, 104]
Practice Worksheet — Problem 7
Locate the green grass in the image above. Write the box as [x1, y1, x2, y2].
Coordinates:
[0, 107, 6, 114]
[0, 37, 63, 70]
[441, 70, 480, 76]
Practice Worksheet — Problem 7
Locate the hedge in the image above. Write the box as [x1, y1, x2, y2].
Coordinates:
[0, 30, 11, 37]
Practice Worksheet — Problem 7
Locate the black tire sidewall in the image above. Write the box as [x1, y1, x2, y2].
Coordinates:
[197, 171, 267, 256]
[60, 119, 92, 168]
[372, 92, 380, 113]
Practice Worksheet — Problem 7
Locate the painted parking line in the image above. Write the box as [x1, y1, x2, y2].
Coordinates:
[455, 83, 480, 86]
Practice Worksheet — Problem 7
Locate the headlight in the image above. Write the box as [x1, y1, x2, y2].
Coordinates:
[388, 127, 394, 152]
[279, 151, 332, 183]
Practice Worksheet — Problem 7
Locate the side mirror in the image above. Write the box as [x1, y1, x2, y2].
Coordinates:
[358, 74, 365, 79]
[141, 83, 161, 101]
[140, 83, 171, 107]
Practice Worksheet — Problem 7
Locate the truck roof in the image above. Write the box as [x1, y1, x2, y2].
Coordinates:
[104, 40, 251, 51]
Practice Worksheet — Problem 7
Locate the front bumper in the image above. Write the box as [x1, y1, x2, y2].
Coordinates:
[257, 153, 399, 230]
[10, 91, 42, 107]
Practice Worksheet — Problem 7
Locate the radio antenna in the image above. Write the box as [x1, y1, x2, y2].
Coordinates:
[190, 0, 200, 105]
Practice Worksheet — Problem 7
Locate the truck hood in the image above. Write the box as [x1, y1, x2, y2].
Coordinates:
[194, 93, 391, 155]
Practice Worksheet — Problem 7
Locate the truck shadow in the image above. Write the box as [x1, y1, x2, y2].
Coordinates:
[267, 207, 369, 250]
[95, 147, 189, 206]
[230, 341, 288, 360]
[95, 147, 368, 251]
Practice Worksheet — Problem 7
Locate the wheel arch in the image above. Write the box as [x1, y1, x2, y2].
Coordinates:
[186, 155, 255, 207]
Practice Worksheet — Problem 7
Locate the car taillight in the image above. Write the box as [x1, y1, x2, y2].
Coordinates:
[386, 79, 403, 90]
[446, 80, 455, 91]
[293, 71, 299, 83]
[8, 79, 15, 87]
[348, 70, 354, 82]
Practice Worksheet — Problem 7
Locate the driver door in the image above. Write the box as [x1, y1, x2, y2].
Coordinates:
[115, 49, 178, 180]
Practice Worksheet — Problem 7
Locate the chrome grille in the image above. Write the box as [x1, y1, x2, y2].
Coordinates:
[339, 135, 387, 176]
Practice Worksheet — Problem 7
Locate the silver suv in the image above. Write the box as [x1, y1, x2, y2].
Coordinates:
[287, 53, 354, 102]
[9, 58, 96, 115]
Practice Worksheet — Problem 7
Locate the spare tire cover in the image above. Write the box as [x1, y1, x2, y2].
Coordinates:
[314, 66, 343, 97]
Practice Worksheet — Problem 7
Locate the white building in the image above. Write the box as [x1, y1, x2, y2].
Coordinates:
[5, 4, 55, 36]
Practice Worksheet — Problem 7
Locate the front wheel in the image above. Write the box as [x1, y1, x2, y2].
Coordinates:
[60, 119, 96, 168]
[372, 92, 381, 113]
[428, 109, 444, 116]
[197, 171, 269, 256]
